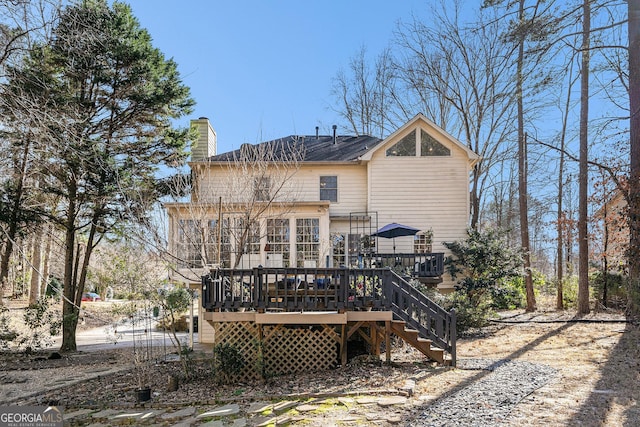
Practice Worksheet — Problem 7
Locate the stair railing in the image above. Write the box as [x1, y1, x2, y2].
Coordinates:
[382, 269, 456, 366]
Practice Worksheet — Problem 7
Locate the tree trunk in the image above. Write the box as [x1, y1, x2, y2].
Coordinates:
[602, 218, 609, 308]
[557, 165, 565, 311]
[60, 183, 79, 352]
[556, 59, 575, 311]
[0, 140, 31, 303]
[28, 230, 43, 305]
[41, 223, 52, 297]
[516, 0, 536, 312]
[470, 164, 480, 229]
[627, 0, 640, 315]
[577, 0, 591, 315]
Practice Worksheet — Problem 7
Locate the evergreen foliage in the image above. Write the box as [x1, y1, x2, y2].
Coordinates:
[443, 228, 524, 330]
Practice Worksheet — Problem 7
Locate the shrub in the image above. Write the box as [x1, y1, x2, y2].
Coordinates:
[561, 276, 579, 308]
[19, 297, 61, 353]
[212, 343, 245, 384]
[0, 305, 18, 349]
[443, 228, 523, 329]
[444, 291, 493, 333]
[490, 278, 525, 310]
[591, 271, 627, 309]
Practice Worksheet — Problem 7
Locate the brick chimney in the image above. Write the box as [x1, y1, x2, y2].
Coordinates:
[190, 117, 217, 160]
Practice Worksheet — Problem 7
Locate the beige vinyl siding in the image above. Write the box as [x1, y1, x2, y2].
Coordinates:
[193, 163, 367, 213]
[368, 140, 471, 256]
[194, 164, 302, 204]
[199, 316, 215, 344]
[294, 164, 368, 216]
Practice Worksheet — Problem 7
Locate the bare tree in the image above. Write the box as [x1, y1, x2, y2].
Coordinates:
[628, 0, 640, 315]
[0, 0, 61, 304]
[577, 0, 592, 314]
[330, 46, 395, 139]
[393, 2, 518, 229]
[165, 135, 305, 279]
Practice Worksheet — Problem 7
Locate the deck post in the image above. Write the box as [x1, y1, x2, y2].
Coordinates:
[340, 324, 347, 367]
[450, 308, 457, 367]
[370, 322, 380, 356]
[385, 320, 391, 363]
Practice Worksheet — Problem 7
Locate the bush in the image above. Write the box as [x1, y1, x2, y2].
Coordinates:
[19, 297, 61, 353]
[591, 271, 627, 309]
[561, 276, 579, 308]
[444, 291, 493, 333]
[442, 228, 523, 329]
[212, 343, 245, 384]
[0, 305, 18, 349]
[490, 279, 525, 310]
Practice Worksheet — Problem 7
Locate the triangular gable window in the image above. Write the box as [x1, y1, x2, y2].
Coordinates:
[386, 130, 416, 156]
[421, 129, 450, 156]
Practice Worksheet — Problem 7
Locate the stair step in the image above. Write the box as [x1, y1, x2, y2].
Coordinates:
[390, 318, 448, 365]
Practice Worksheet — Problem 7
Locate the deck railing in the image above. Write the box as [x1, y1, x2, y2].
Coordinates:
[201, 266, 456, 363]
[385, 270, 456, 365]
[358, 253, 444, 278]
[201, 267, 390, 312]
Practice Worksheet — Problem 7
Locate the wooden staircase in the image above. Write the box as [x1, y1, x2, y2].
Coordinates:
[385, 272, 456, 366]
[390, 319, 447, 364]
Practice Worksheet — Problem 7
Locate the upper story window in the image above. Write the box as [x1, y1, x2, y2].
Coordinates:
[254, 176, 271, 201]
[320, 175, 338, 202]
[386, 130, 416, 156]
[421, 129, 451, 156]
[386, 128, 451, 157]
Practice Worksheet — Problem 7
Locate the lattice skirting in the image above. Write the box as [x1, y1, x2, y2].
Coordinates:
[213, 321, 261, 381]
[212, 322, 338, 380]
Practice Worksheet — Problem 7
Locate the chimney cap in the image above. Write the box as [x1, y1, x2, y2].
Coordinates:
[198, 116, 209, 120]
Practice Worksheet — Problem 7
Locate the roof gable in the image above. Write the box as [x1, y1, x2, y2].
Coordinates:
[360, 113, 480, 164]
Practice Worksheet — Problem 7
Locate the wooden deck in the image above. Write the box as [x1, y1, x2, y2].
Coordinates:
[201, 266, 456, 378]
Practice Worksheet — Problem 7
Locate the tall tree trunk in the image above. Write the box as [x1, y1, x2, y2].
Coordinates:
[0, 140, 31, 304]
[557, 159, 565, 310]
[471, 164, 480, 229]
[28, 230, 43, 305]
[557, 59, 576, 311]
[577, 0, 591, 315]
[628, 0, 640, 315]
[602, 194, 609, 308]
[41, 223, 52, 297]
[60, 182, 79, 352]
[517, 0, 536, 312]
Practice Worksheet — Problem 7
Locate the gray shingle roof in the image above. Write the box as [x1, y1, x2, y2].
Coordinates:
[207, 134, 383, 162]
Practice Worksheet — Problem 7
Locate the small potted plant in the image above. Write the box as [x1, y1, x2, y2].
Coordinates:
[134, 351, 152, 402]
[350, 275, 382, 309]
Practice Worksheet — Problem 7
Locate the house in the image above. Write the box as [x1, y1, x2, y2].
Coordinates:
[164, 113, 478, 370]
[165, 113, 479, 289]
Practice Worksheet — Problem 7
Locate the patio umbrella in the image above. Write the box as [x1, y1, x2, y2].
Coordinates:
[371, 222, 420, 254]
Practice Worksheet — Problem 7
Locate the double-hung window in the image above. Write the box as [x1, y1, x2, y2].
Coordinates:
[320, 175, 338, 202]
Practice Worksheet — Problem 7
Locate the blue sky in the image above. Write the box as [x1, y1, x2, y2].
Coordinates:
[126, 0, 428, 154]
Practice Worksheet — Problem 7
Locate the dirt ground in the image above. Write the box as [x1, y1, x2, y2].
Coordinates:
[1, 300, 639, 426]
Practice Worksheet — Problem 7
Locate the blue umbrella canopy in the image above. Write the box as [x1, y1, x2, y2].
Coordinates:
[371, 223, 421, 254]
[372, 223, 420, 239]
